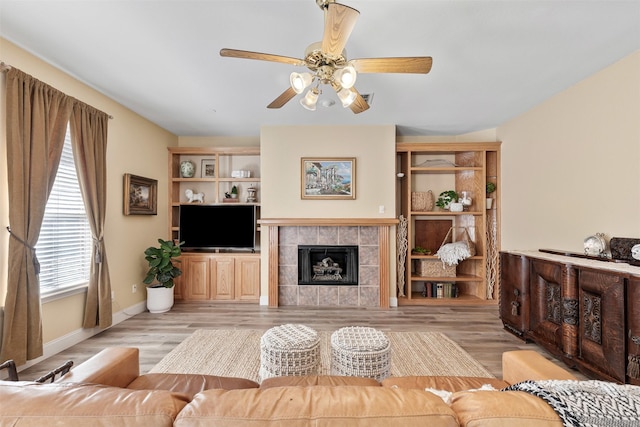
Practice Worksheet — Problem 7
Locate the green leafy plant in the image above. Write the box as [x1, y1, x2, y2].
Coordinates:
[436, 190, 459, 209]
[231, 185, 238, 195]
[143, 239, 183, 288]
[486, 182, 496, 194]
[411, 246, 432, 255]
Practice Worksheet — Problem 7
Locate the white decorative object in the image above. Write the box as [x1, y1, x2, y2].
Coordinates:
[231, 170, 251, 178]
[180, 160, 195, 178]
[246, 187, 258, 203]
[396, 215, 408, 297]
[185, 189, 204, 203]
[449, 202, 464, 212]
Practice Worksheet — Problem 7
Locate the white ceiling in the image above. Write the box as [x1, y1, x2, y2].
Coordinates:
[1, 1, 639, 137]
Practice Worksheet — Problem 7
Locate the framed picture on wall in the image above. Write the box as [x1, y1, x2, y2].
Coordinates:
[123, 173, 157, 215]
[301, 157, 356, 199]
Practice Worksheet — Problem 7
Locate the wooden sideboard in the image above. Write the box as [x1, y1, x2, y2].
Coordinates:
[500, 250, 640, 385]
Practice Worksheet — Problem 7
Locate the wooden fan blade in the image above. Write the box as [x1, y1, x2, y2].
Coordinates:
[267, 87, 298, 109]
[220, 48, 304, 66]
[352, 57, 433, 74]
[349, 89, 370, 114]
[321, 3, 359, 57]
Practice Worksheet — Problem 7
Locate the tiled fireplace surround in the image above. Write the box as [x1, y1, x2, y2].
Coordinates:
[261, 219, 396, 308]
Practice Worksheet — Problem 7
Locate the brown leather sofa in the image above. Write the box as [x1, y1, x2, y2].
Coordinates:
[0, 347, 577, 426]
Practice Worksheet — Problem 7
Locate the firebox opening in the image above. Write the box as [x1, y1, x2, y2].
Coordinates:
[298, 245, 358, 285]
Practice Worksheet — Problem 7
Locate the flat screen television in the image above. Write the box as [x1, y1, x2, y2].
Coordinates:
[179, 204, 256, 250]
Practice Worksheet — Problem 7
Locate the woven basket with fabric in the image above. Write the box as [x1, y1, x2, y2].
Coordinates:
[435, 227, 476, 267]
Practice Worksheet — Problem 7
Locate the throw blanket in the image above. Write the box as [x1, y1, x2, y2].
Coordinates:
[436, 241, 471, 266]
[504, 380, 640, 427]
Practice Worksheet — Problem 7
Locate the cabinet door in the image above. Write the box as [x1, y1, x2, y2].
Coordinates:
[499, 252, 529, 337]
[628, 275, 640, 386]
[212, 257, 235, 300]
[184, 256, 211, 300]
[528, 259, 566, 356]
[578, 268, 625, 383]
[235, 257, 260, 301]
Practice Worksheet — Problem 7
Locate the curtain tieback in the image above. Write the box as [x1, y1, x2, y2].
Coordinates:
[6, 226, 40, 274]
[93, 237, 103, 263]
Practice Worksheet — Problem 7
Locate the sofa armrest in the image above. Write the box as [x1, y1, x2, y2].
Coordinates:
[502, 350, 577, 384]
[58, 347, 140, 388]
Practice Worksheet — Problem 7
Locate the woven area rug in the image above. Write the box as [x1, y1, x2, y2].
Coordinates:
[150, 329, 493, 382]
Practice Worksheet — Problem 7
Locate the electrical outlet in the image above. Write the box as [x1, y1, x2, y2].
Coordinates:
[132, 284, 137, 293]
[111, 291, 115, 301]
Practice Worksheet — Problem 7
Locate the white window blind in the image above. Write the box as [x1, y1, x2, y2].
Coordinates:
[36, 127, 92, 293]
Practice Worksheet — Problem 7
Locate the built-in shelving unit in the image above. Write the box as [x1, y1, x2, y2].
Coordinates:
[168, 146, 261, 302]
[396, 142, 501, 305]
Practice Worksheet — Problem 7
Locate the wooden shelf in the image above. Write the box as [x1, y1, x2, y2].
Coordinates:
[396, 141, 501, 306]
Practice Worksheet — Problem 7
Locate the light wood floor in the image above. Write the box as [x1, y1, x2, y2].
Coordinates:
[17, 302, 586, 381]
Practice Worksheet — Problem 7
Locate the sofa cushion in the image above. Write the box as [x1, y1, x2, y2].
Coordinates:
[127, 373, 259, 400]
[175, 386, 459, 427]
[260, 374, 380, 388]
[382, 376, 508, 391]
[451, 390, 563, 427]
[0, 380, 188, 427]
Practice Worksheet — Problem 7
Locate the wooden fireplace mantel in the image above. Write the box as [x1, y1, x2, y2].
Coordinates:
[258, 218, 399, 226]
[259, 218, 398, 308]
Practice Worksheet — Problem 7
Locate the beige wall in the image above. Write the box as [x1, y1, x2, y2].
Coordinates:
[0, 38, 177, 348]
[260, 125, 396, 219]
[497, 50, 640, 252]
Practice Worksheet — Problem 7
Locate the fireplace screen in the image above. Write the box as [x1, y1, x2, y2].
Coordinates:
[298, 245, 358, 285]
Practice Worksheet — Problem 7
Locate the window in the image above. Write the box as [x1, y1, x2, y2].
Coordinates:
[35, 126, 92, 294]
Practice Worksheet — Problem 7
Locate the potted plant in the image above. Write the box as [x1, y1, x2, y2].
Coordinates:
[486, 182, 496, 209]
[231, 185, 238, 199]
[143, 239, 183, 313]
[436, 190, 459, 211]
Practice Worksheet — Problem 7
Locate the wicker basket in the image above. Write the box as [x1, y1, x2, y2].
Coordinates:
[411, 191, 434, 211]
[414, 259, 456, 277]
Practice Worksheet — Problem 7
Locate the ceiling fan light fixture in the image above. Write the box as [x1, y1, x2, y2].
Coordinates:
[300, 87, 320, 111]
[334, 65, 357, 89]
[290, 72, 314, 94]
[336, 86, 357, 108]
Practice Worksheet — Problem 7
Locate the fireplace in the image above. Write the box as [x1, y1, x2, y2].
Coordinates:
[298, 245, 358, 285]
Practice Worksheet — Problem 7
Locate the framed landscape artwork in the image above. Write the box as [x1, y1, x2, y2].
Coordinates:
[124, 173, 157, 215]
[301, 157, 356, 200]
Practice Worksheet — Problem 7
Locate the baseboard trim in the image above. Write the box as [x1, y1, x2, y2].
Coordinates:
[16, 301, 146, 373]
[389, 297, 398, 308]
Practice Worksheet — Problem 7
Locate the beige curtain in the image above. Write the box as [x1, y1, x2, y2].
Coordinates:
[70, 103, 112, 329]
[1, 68, 73, 365]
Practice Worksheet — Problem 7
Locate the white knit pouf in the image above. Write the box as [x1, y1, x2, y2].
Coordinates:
[330, 326, 391, 381]
[259, 324, 320, 381]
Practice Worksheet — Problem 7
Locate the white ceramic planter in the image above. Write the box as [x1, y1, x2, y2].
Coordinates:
[449, 202, 464, 212]
[146, 286, 174, 313]
[486, 198, 494, 209]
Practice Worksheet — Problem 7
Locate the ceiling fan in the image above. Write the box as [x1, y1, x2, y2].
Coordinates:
[220, 0, 432, 114]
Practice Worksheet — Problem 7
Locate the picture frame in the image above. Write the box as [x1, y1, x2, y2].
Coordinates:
[124, 173, 157, 215]
[301, 157, 356, 199]
[201, 159, 216, 178]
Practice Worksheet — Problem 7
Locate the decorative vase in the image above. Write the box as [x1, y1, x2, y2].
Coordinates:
[486, 198, 493, 209]
[180, 160, 195, 178]
[146, 286, 174, 313]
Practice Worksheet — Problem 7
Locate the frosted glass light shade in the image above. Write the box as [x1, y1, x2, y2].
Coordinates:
[336, 87, 357, 107]
[334, 65, 357, 89]
[300, 88, 319, 110]
[290, 72, 313, 94]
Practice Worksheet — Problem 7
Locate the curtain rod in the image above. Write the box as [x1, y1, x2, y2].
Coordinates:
[0, 60, 114, 119]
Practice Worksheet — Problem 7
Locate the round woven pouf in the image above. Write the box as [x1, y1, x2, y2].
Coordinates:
[330, 326, 391, 381]
[259, 324, 320, 381]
